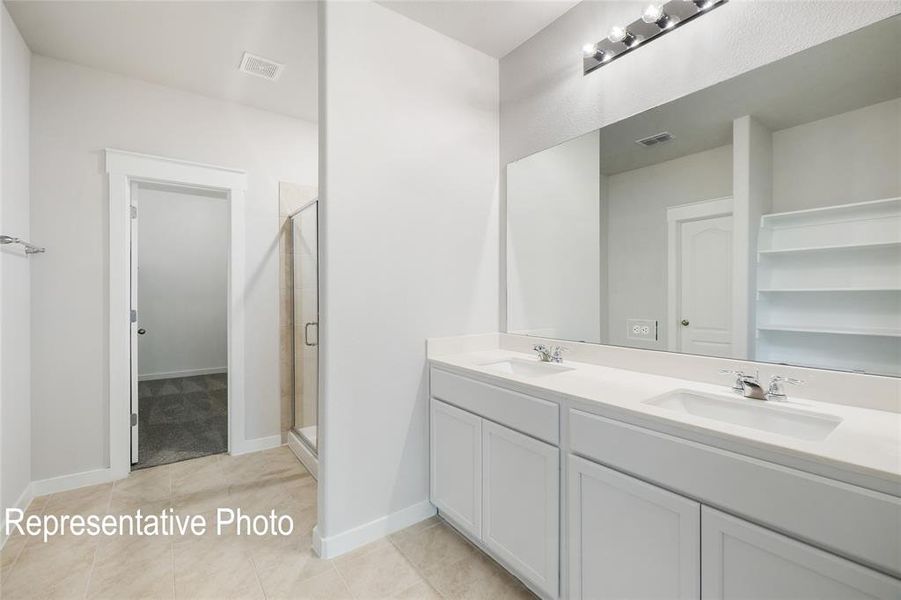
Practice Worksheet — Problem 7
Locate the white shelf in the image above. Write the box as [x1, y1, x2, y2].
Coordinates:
[758, 196, 901, 253]
[757, 325, 901, 338]
[758, 240, 901, 256]
[759, 196, 901, 229]
[756, 198, 901, 377]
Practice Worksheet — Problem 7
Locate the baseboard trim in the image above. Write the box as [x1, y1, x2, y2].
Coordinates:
[30, 467, 118, 498]
[0, 483, 35, 548]
[286, 429, 318, 480]
[313, 500, 437, 559]
[21, 440, 281, 516]
[138, 367, 228, 381]
[231, 434, 283, 456]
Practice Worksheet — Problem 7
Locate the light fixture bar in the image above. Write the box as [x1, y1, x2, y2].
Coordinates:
[583, 0, 727, 75]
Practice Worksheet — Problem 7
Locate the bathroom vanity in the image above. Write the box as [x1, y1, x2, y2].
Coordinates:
[427, 336, 901, 600]
[465, 13, 901, 598]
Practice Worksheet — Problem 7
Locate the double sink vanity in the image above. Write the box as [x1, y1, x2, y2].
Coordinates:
[427, 334, 901, 599]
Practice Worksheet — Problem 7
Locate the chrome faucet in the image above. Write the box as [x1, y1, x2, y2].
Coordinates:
[721, 370, 806, 401]
[534, 344, 567, 363]
[720, 369, 767, 400]
[766, 375, 805, 401]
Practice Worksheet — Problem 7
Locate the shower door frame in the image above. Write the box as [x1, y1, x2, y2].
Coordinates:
[106, 149, 248, 478]
[286, 199, 320, 475]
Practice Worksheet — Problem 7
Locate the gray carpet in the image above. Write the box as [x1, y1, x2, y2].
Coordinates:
[134, 373, 228, 470]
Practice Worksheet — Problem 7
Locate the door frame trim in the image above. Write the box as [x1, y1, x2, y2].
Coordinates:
[666, 197, 734, 353]
[106, 148, 247, 477]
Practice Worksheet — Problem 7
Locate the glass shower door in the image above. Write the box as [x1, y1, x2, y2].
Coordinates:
[292, 201, 318, 453]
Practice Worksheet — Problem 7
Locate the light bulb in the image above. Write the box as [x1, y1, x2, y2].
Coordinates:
[582, 43, 598, 58]
[608, 25, 638, 47]
[608, 26, 628, 43]
[641, 4, 664, 24]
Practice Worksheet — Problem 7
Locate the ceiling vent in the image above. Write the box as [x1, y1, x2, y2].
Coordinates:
[635, 131, 674, 147]
[239, 52, 284, 82]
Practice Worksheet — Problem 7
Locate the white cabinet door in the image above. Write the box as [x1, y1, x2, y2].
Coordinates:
[430, 398, 481, 538]
[482, 420, 559, 598]
[702, 506, 901, 599]
[568, 455, 701, 600]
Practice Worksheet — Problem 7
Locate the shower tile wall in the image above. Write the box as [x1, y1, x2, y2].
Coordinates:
[278, 182, 317, 435]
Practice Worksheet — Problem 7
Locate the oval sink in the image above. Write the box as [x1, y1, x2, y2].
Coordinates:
[643, 390, 842, 442]
[480, 358, 575, 378]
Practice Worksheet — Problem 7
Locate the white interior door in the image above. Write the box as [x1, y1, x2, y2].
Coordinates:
[129, 194, 139, 463]
[678, 215, 733, 357]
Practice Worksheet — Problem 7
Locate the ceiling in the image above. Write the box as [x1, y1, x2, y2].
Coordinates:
[376, 0, 579, 58]
[3, 0, 579, 122]
[5, 1, 319, 122]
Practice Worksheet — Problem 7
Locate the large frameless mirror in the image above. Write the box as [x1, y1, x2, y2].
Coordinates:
[506, 15, 901, 377]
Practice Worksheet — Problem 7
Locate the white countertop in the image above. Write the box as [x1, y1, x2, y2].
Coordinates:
[429, 348, 901, 496]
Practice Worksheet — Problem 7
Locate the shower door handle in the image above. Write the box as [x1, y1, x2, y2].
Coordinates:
[304, 322, 318, 347]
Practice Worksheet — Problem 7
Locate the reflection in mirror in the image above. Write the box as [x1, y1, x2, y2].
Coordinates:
[506, 15, 901, 376]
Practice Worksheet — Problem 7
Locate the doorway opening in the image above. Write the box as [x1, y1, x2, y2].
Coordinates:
[107, 149, 247, 479]
[131, 182, 229, 469]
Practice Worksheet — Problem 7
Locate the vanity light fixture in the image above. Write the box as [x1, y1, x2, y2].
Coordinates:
[583, 0, 727, 75]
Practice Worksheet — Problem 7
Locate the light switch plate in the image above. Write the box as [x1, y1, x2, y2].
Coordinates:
[627, 319, 657, 341]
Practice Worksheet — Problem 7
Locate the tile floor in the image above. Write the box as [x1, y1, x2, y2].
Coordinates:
[0, 447, 535, 599]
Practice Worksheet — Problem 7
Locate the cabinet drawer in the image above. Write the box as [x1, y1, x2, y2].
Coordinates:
[430, 367, 559, 445]
[570, 409, 901, 577]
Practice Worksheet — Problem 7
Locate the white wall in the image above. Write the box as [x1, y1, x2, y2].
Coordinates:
[606, 145, 733, 350]
[507, 130, 600, 342]
[0, 4, 31, 518]
[136, 185, 228, 380]
[29, 56, 317, 481]
[319, 0, 498, 551]
[733, 116, 773, 359]
[772, 98, 901, 213]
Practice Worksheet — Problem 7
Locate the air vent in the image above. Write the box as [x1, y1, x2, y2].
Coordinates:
[635, 131, 674, 147]
[239, 52, 284, 81]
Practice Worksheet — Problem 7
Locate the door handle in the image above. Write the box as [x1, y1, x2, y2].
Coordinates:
[680, 319, 690, 327]
[137, 328, 146, 335]
[304, 322, 318, 347]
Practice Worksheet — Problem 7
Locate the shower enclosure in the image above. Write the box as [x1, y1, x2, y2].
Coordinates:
[291, 200, 319, 456]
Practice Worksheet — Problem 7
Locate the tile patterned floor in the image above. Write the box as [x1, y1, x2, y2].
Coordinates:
[0, 447, 535, 599]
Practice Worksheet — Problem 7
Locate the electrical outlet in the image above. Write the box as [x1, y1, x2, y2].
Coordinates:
[627, 319, 657, 341]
